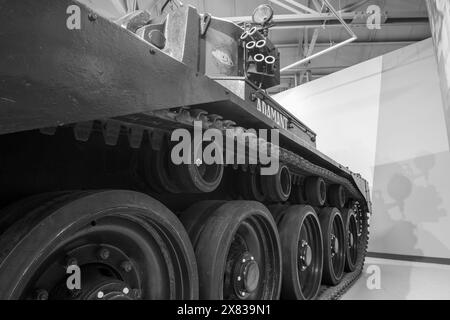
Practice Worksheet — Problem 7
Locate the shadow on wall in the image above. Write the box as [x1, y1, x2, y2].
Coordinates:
[370, 152, 450, 298]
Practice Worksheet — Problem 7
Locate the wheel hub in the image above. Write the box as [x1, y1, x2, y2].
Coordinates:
[31, 243, 143, 300]
[234, 253, 260, 296]
[71, 264, 140, 300]
[299, 240, 313, 271]
[349, 232, 354, 247]
[85, 280, 134, 300]
[331, 234, 339, 256]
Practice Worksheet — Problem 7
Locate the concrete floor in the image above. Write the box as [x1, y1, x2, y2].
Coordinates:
[342, 257, 450, 300]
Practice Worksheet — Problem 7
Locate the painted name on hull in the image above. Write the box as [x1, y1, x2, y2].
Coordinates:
[256, 98, 289, 130]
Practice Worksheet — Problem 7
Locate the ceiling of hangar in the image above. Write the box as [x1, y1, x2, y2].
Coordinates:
[183, 0, 431, 92]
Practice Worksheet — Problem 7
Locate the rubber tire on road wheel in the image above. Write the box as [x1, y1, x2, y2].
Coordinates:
[144, 139, 182, 194]
[278, 205, 323, 300]
[289, 184, 307, 205]
[268, 203, 290, 224]
[305, 177, 326, 206]
[342, 208, 358, 272]
[174, 138, 224, 193]
[238, 171, 266, 202]
[319, 207, 345, 286]
[261, 165, 292, 202]
[328, 184, 346, 209]
[0, 190, 198, 300]
[182, 201, 282, 300]
[179, 201, 227, 248]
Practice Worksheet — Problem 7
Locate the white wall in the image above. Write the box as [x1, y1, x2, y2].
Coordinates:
[427, 0, 450, 145]
[274, 56, 383, 187]
[274, 38, 450, 259]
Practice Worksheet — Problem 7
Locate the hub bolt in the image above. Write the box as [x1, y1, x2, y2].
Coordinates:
[88, 13, 98, 22]
[97, 291, 104, 299]
[121, 261, 133, 273]
[299, 241, 312, 270]
[132, 289, 142, 299]
[36, 289, 49, 300]
[66, 257, 78, 267]
[123, 287, 130, 295]
[331, 234, 339, 257]
[98, 248, 110, 260]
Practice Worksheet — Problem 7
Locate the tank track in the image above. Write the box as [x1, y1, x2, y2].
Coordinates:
[45, 106, 371, 300]
[317, 202, 370, 300]
[137, 108, 371, 300]
[113, 107, 364, 200]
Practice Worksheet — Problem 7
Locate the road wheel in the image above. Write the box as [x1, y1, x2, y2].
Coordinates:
[181, 201, 281, 300]
[319, 207, 345, 286]
[278, 205, 323, 300]
[179, 201, 226, 248]
[268, 203, 290, 224]
[342, 208, 358, 272]
[0, 190, 198, 300]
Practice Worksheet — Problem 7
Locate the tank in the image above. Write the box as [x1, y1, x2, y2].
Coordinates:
[0, 0, 371, 300]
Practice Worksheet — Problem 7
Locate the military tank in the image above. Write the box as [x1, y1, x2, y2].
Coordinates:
[0, 0, 371, 300]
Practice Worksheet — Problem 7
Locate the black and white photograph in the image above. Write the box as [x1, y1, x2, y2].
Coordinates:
[0, 0, 449, 307]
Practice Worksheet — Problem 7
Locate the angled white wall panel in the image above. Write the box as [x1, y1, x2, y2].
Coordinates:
[274, 39, 450, 259]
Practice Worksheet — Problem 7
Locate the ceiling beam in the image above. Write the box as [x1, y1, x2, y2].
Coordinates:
[275, 41, 416, 48]
[224, 12, 428, 30]
[280, 0, 357, 73]
[269, 0, 303, 14]
[225, 12, 360, 23]
[284, 0, 320, 14]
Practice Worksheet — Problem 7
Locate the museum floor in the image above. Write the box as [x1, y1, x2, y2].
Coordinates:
[342, 257, 450, 300]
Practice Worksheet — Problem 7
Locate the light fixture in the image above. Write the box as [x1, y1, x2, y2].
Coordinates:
[252, 4, 274, 26]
